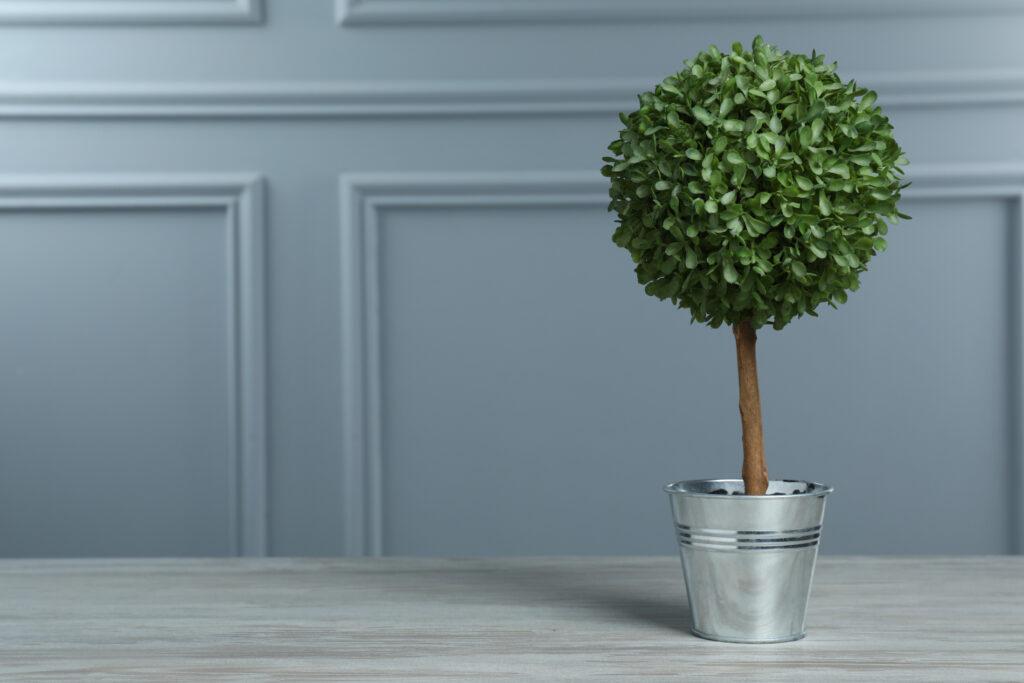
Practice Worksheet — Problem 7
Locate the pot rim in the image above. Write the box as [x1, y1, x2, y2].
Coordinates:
[664, 478, 834, 498]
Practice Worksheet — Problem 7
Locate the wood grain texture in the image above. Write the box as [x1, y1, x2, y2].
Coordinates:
[0, 557, 1020, 680]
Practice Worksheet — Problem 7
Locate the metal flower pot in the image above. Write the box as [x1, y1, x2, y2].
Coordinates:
[665, 479, 833, 643]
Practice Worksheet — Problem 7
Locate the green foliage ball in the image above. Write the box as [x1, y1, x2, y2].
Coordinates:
[602, 36, 908, 330]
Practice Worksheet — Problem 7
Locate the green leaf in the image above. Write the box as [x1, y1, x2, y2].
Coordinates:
[799, 126, 812, 148]
[654, 180, 672, 191]
[732, 164, 747, 185]
[791, 261, 807, 278]
[818, 190, 832, 216]
[744, 215, 769, 235]
[705, 199, 719, 214]
[811, 117, 824, 143]
[685, 148, 703, 161]
[827, 164, 850, 179]
[720, 190, 736, 205]
[660, 84, 682, 98]
[693, 107, 714, 125]
[722, 261, 739, 284]
[796, 176, 814, 191]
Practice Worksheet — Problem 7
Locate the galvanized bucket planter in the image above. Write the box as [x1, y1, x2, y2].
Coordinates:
[665, 479, 833, 643]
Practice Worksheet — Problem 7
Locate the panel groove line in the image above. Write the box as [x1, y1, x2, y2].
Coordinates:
[338, 164, 1024, 557]
[0, 174, 269, 556]
[336, 0, 1024, 26]
[0, 0, 262, 25]
[1, 70, 1023, 118]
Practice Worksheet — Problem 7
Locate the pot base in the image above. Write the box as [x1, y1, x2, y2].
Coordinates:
[691, 627, 806, 644]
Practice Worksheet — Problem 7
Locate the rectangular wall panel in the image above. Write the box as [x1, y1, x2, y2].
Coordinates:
[0, 207, 235, 556]
[0, 176, 266, 557]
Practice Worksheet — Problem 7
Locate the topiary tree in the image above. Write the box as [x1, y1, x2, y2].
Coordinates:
[603, 36, 908, 495]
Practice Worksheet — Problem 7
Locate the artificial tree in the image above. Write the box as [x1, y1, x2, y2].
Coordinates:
[603, 37, 907, 495]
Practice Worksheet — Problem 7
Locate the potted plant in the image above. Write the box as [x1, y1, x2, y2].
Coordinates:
[602, 36, 908, 643]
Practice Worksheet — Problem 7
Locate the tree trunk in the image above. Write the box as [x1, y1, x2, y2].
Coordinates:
[733, 320, 768, 495]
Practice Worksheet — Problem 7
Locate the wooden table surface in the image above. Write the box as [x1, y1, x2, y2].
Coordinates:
[1, 556, 1021, 681]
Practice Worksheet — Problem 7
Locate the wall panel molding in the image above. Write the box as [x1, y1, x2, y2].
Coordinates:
[336, 0, 1024, 26]
[339, 164, 1024, 556]
[338, 172, 606, 556]
[0, 0, 262, 25]
[1, 71, 1022, 119]
[0, 174, 269, 556]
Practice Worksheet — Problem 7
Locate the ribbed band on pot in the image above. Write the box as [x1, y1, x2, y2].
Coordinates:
[676, 523, 822, 551]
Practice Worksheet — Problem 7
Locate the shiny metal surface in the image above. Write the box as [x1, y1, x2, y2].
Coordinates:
[665, 479, 833, 643]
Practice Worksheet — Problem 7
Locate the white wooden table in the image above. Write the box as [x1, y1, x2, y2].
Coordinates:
[1, 557, 1021, 680]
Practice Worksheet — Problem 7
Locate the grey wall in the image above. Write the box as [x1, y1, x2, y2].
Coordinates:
[0, 0, 1021, 557]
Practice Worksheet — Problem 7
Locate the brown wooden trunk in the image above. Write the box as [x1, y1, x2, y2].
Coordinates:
[733, 320, 768, 495]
